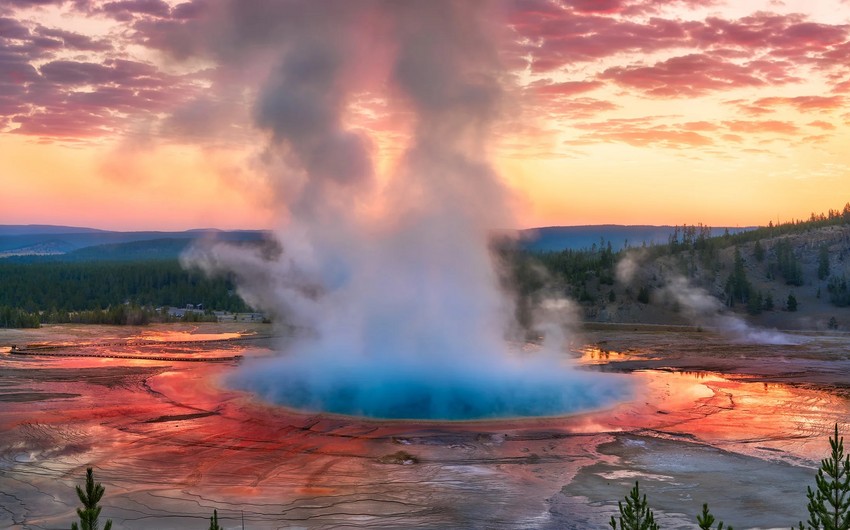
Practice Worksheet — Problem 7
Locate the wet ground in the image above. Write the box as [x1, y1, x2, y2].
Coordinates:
[1, 323, 848, 529]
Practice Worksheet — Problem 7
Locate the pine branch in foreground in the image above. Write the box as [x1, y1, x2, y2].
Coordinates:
[610, 481, 660, 530]
[798, 424, 850, 530]
[70, 467, 112, 530]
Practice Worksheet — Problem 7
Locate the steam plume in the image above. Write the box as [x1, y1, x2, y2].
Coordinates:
[662, 276, 802, 345]
[617, 252, 800, 345]
[183, 1, 627, 419]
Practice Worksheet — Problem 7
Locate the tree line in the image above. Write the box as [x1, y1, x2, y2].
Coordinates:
[3, 203, 850, 329]
[0, 260, 249, 328]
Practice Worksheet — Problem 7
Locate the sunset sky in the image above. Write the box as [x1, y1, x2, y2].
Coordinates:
[1, 0, 849, 231]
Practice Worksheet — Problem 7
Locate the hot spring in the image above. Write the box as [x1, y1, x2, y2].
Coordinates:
[229, 341, 630, 420]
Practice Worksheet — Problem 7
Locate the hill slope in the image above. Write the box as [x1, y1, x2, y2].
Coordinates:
[0, 227, 269, 260]
[547, 223, 850, 331]
[520, 225, 752, 252]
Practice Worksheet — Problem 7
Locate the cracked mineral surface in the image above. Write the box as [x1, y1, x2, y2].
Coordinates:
[1, 323, 848, 529]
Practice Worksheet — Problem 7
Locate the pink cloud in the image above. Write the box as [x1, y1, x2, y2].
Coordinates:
[723, 119, 799, 134]
[1, 37, 199, 138]
[0, 16, 31, 38]
[34, 25, 113, 51]
[807, 120, 836, 130]
[509, 3, 850, 85]
[724, 99, 773, 116]
[753, 95, 845, 112]
[551, 97, 619, 119]
[510, 7, 690, 72]
[599, 54, 780, 97]
[3, 0, 849, 147]
[566, 0, 624, 14]
[680, 121, 720, 131]
[832, 77, 850, 93]
[529, 79, 604, 96]
[101, 0, 171, 21]
[571, 117, 715, 148]
[12, 108, 115, 137]
[691, 12, 847, 53]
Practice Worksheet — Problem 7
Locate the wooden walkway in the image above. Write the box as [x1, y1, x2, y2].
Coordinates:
[9, 349, 243, 362]
[5, 335, 268, 362]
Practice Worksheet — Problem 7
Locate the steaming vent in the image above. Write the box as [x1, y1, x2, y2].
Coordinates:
[183, 1, 628, 421]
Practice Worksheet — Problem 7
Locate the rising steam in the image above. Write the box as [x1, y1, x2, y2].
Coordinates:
[181, 1, 627, 419]
[617, 252, 801, 345]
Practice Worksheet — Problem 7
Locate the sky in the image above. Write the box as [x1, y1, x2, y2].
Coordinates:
[1, 0, 849, 231]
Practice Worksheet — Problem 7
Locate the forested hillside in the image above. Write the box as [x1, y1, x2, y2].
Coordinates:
[3, 205, 850, 330]
[509, 203, 850, 332]
[0, 260, 249, 328]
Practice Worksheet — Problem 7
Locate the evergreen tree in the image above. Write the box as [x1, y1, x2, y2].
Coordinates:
[798, 424, 850, 530]
[747, 290, 763, 315]
[725, 247, 751, 306]
[754, 240, 765, 262]
[209, 509, 223, 530]
[697, 503, 732, 529]
[610, 481, 659, 530]
[828, 277, 850, 307]
[819, 245, 831, 280]
[70, 467, 112, 530]
[776, 240, 804, 286]
[763, 293, 775, 311]
[788, 293, 799, 312]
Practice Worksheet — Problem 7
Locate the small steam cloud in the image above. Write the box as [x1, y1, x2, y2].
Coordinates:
[660, 276, 800, 345]
[616, 251, 801, 345]
[615, 250, 644, 285]
[182, 1, 627, 419]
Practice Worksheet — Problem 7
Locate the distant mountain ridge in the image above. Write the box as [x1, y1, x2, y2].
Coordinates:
[0, 226, 270, 261]
[519, 224, 755, 252]
[0, 224, 108, 236]
[0, 224, 756, 261]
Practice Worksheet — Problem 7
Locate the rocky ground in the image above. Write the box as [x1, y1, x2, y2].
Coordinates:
[0, 323, 848, 529]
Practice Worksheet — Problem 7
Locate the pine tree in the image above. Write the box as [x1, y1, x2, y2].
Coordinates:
[764, 293, 775, 311]
[209, 509, 223, 530]
[788, 293, 799, 312]
[610, 481, 660, 530]
[697, 503, 733, 529]
[70, 467, 113, 530]
[798, 424, 850, 530]
[754, 240, 765, 262]
[725, 247, 751, 306]
[819, 245, 831, 281]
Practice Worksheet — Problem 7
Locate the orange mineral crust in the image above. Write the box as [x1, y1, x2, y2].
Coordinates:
[0, 324, 846, 528]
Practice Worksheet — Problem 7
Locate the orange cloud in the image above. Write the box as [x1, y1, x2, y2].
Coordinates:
[722, 119, 799, 134]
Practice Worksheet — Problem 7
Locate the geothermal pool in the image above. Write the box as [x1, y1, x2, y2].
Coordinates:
[231, 344, 630, 420]
[1, 323, 848, 529]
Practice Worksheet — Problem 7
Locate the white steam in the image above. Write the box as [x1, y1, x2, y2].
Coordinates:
[181, 1, 627, 419]
[616, 251, 800, 345]
[659, 276, 800, 345]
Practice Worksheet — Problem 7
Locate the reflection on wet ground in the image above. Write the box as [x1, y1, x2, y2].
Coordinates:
[0, 323, 848, 529]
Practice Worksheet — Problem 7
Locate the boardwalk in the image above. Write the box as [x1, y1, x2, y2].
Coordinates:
[5, 334, 270, 362]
